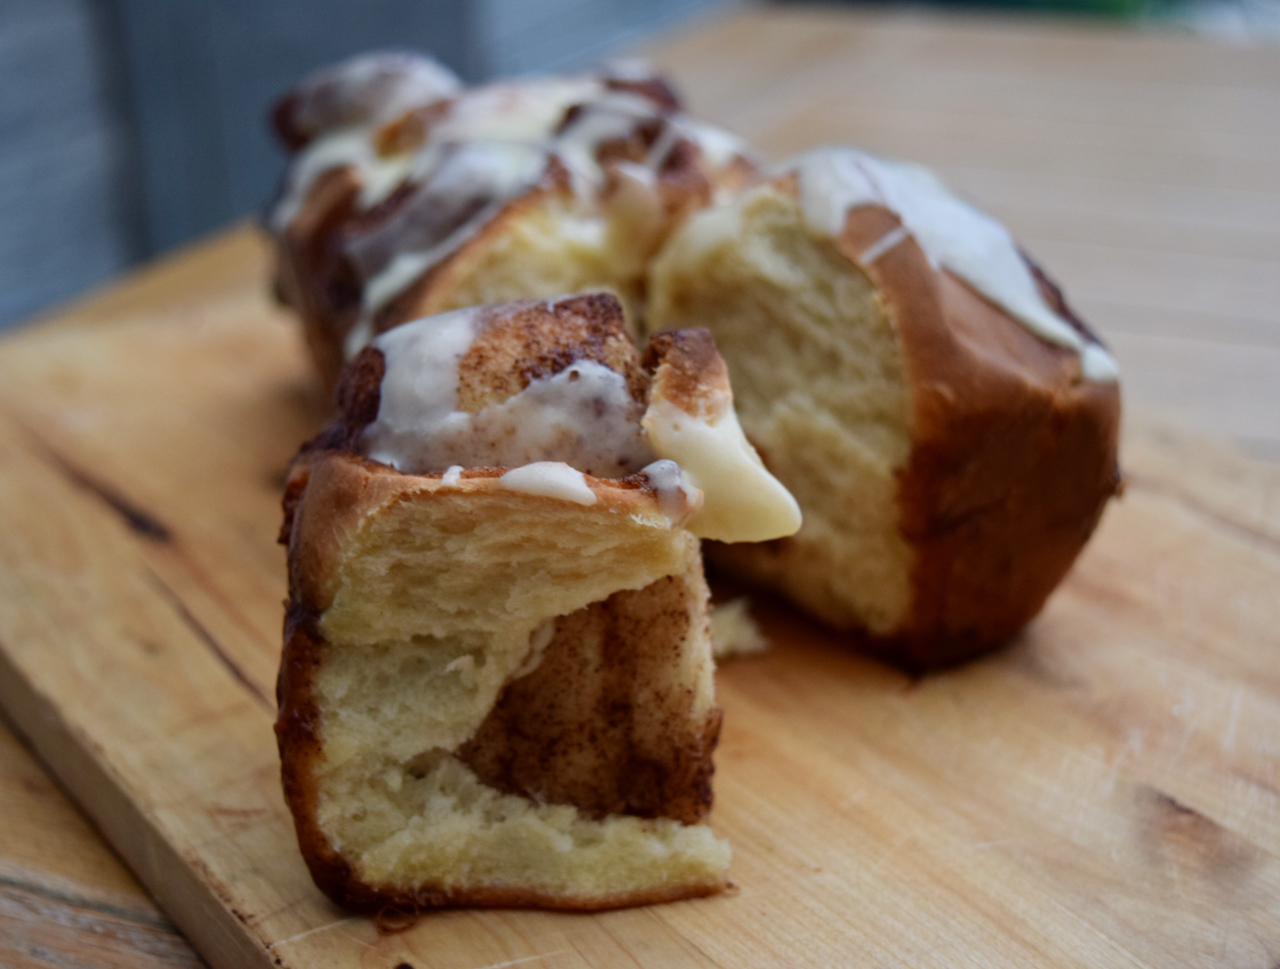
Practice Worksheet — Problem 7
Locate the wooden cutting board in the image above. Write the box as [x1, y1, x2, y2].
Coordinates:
[0, 225, 1277, 968]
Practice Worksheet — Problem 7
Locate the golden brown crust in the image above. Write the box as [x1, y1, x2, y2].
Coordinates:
[270, 66, 756, 396]
[283, 448, 402, 613]
[365, 147, 732, 339]
[829, 205, 1120, 667]
[273, 167, 363, 388]
[372, 100, 453, 157]
[326, 875, 727, 915]
[331, 343, 386, 439]
[643, 328, 732, 422]
[603, 75, 682, 112]
[270, 57, 456, 152]
[278, 168, 612, 395]
[367, 173, 568, 339]
[282, 447, 660, 613]
[276, 603, 357, 905]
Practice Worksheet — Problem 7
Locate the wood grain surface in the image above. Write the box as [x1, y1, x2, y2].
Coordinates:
[1, 7, 1278, 968]
[0, 718, 204, 969]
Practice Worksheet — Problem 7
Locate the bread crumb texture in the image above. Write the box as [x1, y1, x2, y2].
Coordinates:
[303, 476, 729, 902]
[710, 598, 768, 660]
[650, 185, 914, 633]
[415, 192, 646, 331]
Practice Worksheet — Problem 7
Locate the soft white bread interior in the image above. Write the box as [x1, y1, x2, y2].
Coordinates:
[650, 181, 916, 635]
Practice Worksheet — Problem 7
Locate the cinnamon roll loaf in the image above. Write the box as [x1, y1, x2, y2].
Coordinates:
[267, 54, 1122, 674]
[276, 293, 799, 910]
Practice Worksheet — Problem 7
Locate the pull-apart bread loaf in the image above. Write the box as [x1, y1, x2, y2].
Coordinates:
[269, 52, 754, 391]
[277, 293, 799, 911]
[268, 56, 1122, 672]
[648, 148, 1122, 670]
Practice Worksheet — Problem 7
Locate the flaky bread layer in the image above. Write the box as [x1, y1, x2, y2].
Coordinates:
[285, 447, 689, 618]
[279, 450, 729, 910]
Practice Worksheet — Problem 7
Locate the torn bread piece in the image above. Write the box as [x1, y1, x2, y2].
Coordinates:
[268, 52, 754, 391]
[277, 293, 798, 910]
[648, 147, 1121, 670]
[709, 599, 769, 660]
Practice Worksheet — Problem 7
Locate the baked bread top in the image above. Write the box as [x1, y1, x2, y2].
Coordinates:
[268, 53, 754, 386]
[291, 292, 801, 544]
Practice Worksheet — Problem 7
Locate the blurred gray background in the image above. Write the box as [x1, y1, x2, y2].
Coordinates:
[0, 0, 731, 330]
[4, 0, 1275, 331]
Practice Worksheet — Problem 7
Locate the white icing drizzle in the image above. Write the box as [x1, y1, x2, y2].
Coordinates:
[441, 465, 463, 487]
[435, 76, 603, 144]
[1081, 342, 1121, 383]
[499, 462, 597, 505]
[643, 118, 683, 171]
[271, 129, 414, 233]
[270, 77, 581, 240]
[359, 297, 802, 539]
[640, 459, 703, 528]
[343, 318, 376, 363]
[555, 91, 664, 192]
[290, 52, 462, 138]
[272, 61, 748, 359]
[353, 140, 551, 341]
[363, 316, 654, 477]
[641, 398, 802, 543]
[362, 305, 484, 468]
[270, 53, 462, 232]
[790, 147, 1119, 383]
[673, 117, 746, 169]
[857, 224, 910, 266]
[597, 57, 659, 82]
